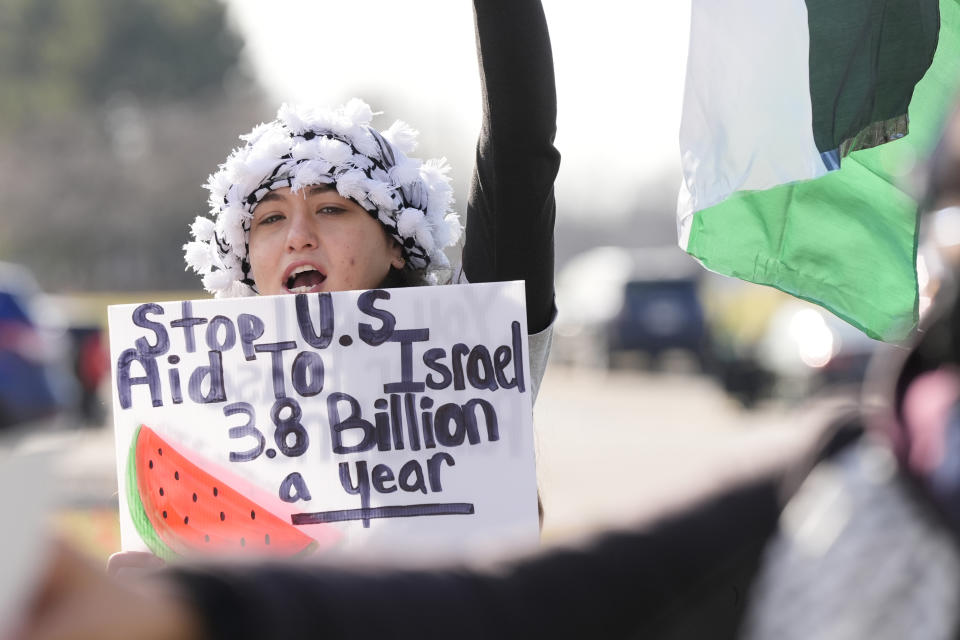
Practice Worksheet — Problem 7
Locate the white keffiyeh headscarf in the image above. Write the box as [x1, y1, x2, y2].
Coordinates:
[183, 99, 462, 297]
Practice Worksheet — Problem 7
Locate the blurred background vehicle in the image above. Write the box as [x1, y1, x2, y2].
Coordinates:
[556, 245, 895, 408]
[703, 278, 895, 407]
[750, 299, 887, 402]
[554, 246, 710, 370]
[0, 262, 77, 429]
[704, 206, 957, 407]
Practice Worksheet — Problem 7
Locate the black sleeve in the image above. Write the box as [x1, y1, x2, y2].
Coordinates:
[461, 0, 561, 335]
[167, 474, 781, 640]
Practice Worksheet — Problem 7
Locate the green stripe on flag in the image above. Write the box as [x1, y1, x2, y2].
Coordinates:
[687, 0, 960, 342]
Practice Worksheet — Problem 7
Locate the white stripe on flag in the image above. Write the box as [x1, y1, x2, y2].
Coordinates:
[677, 0, 829, 249]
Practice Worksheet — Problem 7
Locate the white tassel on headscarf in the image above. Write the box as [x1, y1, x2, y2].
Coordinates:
[397, 208, 425, 239]
[189, 216, 216, 242]
[202, 268, 236, 295]
[383, 120, 419, 154]
[182, 240, 215, 273]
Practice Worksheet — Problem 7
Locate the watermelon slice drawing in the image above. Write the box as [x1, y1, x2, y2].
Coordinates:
[126, 424, 321, 560]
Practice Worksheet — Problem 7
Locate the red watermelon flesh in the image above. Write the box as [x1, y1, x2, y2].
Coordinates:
[131, 424, 319, 557]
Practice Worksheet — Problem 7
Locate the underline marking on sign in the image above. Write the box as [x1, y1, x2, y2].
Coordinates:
[291, 503, 475, 525]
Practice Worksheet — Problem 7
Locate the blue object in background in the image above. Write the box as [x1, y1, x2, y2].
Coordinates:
[0, 263, 73, 428]
[610, 278, 707, 360]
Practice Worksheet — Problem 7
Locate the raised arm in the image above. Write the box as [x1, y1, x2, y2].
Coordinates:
[461, 0, 560, 335]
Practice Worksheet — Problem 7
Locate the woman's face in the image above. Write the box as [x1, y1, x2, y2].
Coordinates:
[248, 185, 403, 295]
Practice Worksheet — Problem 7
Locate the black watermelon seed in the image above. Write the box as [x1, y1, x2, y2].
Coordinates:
[250, 509, 256, 520]
[158, 447, 162, 456]
[162, 511, 167, 519]
[184, 516, 189, 525]
[159, 488, 164, 496]
[205, 534, 210, 543]
[213, 487, 219, 497]
[240, 537, 246, 547]
[174, 471, 179, 480]
[219, 511, 225, 521]
[192, 493, 197, 502]
[265, 534, 270, 545]
[148, 460, 153, 469]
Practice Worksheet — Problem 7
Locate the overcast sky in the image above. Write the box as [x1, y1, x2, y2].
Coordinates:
[223, 1, 691, 220]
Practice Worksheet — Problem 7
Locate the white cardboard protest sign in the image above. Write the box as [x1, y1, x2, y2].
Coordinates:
[109, 281, 538, 560]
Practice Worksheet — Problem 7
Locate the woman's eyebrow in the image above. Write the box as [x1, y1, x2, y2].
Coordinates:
[306, 185, 337, 196]
[255, 185, 337, 210]
[257, 191, 285, 205]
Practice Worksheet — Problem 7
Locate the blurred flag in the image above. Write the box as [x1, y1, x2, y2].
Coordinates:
[678, 0, 960, 341]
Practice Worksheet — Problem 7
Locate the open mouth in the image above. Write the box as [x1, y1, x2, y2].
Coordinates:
[284, 264, 327, 293]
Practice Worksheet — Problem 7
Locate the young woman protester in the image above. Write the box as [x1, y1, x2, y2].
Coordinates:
[183, 2, 558, 374]
[106, 0, 556, 576]
[177, 0, 558, 523]
[15, 2, 561, 638]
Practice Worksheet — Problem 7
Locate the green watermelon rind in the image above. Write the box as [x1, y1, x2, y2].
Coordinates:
[126, 425, 178, 562]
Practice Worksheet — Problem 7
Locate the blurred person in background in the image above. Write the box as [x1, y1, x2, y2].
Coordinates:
[69, 326, 109, 425]
[739, 101, 960, 639]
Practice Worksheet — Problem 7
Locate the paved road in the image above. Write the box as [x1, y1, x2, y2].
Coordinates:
[7, 364, 844, 544]
[535, 366, 843, 541]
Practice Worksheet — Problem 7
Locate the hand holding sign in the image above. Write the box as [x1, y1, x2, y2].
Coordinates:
[109, 282, 539, 560]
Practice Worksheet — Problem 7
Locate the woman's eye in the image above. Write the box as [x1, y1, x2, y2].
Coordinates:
[258, 213, 283, 225]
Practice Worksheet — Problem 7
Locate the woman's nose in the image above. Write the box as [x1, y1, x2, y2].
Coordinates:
[286, 211, 318, 251]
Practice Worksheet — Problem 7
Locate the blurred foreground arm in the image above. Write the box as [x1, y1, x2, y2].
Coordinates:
[14, 472, 782, 640]
[166, 473, 780, 640]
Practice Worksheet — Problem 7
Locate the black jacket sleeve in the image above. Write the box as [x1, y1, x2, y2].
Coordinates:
[167, 473, 781, 640]
[461, 0, 561, 334]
